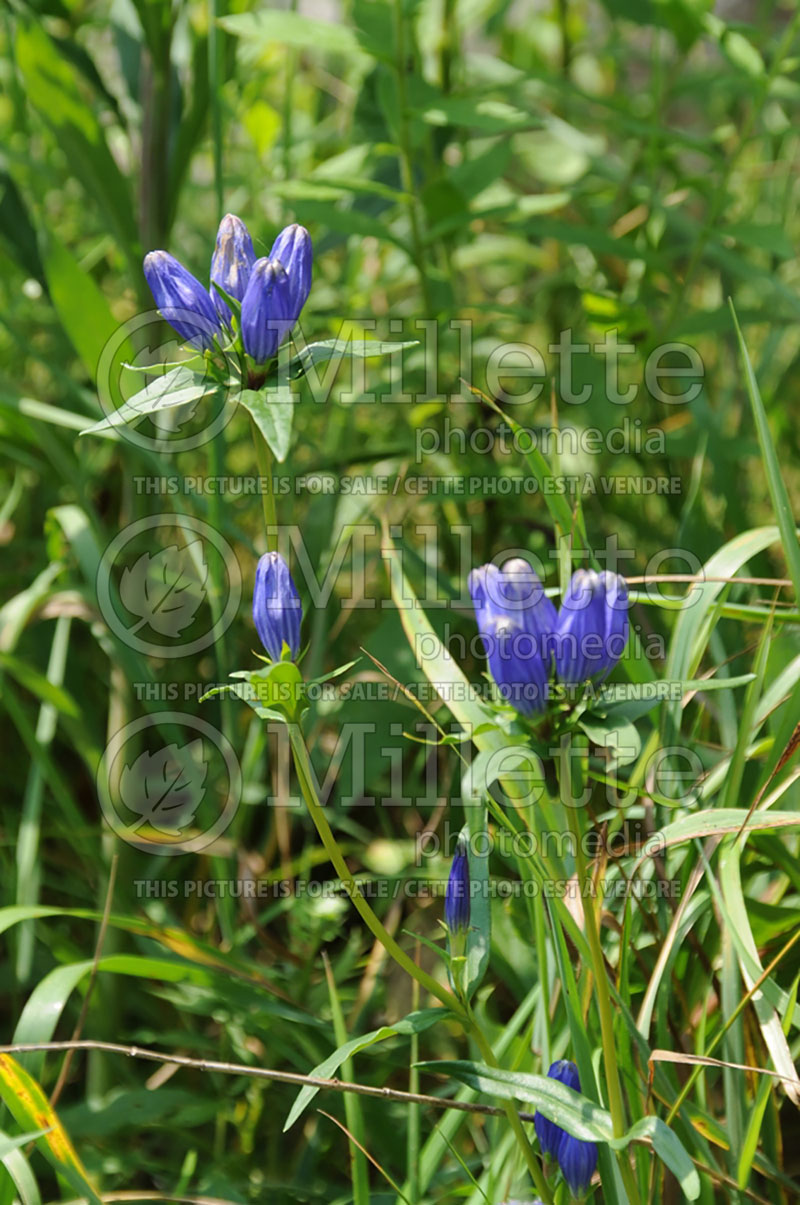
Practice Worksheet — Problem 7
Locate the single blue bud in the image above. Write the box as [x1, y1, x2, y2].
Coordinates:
[143, 251, 222, 350]
[210, 213, 256, 323]
[469, 559, 558, 715]
[534, 1060, 598, 1197]
[269, 223, 313, 321]
[558, 1128, 598, 1198]
[534, 1060, 580, 1159]
[240, 257, 294, 363]
[445, 836, 470, 934]
[253, 551, 302, 661]
[554, 570, 629, 685]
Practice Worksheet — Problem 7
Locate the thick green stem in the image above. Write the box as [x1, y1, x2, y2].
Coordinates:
[560, 743, 641, 1205]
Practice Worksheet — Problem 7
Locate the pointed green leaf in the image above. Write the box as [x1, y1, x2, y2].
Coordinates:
[81, 365, 223, 436]
[284, 1009, 448, 1131]
[289, 338, 418, 379]
[239, 386, 295, 462]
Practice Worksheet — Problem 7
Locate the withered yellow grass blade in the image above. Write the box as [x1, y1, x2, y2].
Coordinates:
[0, 1054, 102, 1204]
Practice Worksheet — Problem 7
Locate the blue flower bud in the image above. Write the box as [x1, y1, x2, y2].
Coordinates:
[554, 570, 629, 685]
[253, 551, 302, 661]
[240, 257, 295, 363]
[558, 1128, 598, 1198]
[445, 836, 470, 934]
[534, 1060, 580, 1158]
[269, 223, 313, 321]
[469, 559, 558, 715]
[534, 1060, 598, 1197]
[143, 251, 222, 350]
[210, 213, 256, 323]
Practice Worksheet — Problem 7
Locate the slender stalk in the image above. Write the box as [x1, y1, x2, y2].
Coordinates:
[560, 742, 641, 1205]
[0, 1039, 545, 1124]
[288, 726, 459, 1012]
[206, 427, 236, 945]
[250, 416, 277, 546]
[407, 947, 420, 1204]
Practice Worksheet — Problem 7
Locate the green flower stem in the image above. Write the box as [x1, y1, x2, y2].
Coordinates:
[288, 725, 458, 1012]
[288, 724, 551, 1201]
[559, 741, 641, 1205]
[249, 415, 277, 547]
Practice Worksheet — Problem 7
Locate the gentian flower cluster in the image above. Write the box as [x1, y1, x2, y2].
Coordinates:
[535, 1060, 598, 1197]
[445, 836, 470, 934]
[144, 214, 312, 363]
[468, 560, 629, 715]
[253, 551, 302, 661]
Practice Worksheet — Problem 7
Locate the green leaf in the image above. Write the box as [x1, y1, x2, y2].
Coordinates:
[42, 233, 131, 382]
[0, 1125, 43, 1205]
[730, 302, 800, 601]
[0, 169, 45, 284]
[289, 338, 418, 380]
[650, 808, 800, 853]
[284, 1008, 448, 1130]
[578, 714, 641, 766]
[238, 386, 295, 463]
[596, 672, 756, 722]
[15, 24, 139, 271]
[663, 525, 789, 740]
[220, 11, 366, 59]
[419, 97, 534, 133]
[224, 661, 306, 723]
[80, 365, 224, 436]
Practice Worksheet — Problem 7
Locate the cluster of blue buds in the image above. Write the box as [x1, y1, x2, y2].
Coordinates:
[144, 214, 312, 364]
[468, 560, 629, 715]
[445, 836, 471, 935]
[534, 1060, 598, 1197]
[252, 551, 302, 661]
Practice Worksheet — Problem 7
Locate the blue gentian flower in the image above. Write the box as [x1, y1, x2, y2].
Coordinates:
[534, 1060, 597, 1197]
[240, 224, 313, 364]
[554, 570, 629, 685]
[253, 552, 302, 661]
[445, 836, 470, 934]
[143, 250, 222, 350]
[144, 217, 312, 362]
[210, 213, 256, 323]
[468, 559, 558, 715]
